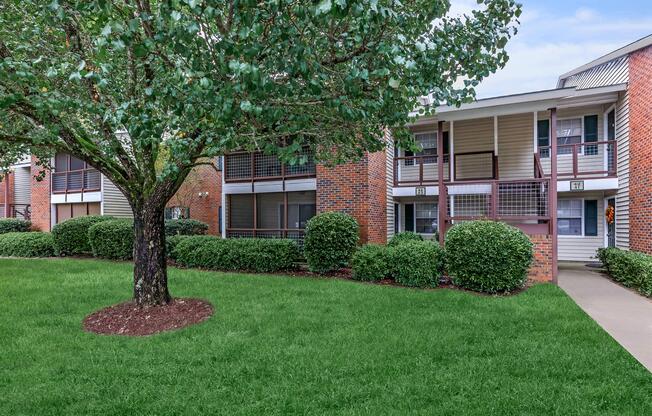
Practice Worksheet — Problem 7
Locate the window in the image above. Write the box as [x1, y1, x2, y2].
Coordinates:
[405, 133, 437, 166]
[537, 120, 550, 158]
[165, 206, 190, 220]
[557, 118, 582, 155]
[557, 199, 583, 236]
[415, 203, 437, 234]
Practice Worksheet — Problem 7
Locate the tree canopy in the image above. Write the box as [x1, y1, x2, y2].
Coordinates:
[0, 0, 521, 305]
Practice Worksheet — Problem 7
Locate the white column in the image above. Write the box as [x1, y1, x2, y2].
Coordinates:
[493, 115, 498, 155]
[449, 121, 455, 182]
[533, 111, 538, 152]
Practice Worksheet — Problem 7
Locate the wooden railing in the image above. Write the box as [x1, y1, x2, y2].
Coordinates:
[224, 151, 316, 183]
[534, 153, 545, 179]
[393, 154, 449, 186]
[51, 168, 101, 193]
[538, 140, 617, 179]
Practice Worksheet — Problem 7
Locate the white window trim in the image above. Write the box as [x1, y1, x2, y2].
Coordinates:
[414, 202, 438, 235]
[603, 105, 617, 173]
[557, 198, 585, 238]
[406, 131, 439, 166]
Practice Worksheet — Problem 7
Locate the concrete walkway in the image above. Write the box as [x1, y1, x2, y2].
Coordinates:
[558, 263, 652, 372]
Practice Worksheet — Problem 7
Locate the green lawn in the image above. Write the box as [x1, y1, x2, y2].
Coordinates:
[0, 259, 650, 415]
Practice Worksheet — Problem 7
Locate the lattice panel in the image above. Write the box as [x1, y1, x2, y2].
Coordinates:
[225, 153, 252, 180]
[498, 181, 549, 217]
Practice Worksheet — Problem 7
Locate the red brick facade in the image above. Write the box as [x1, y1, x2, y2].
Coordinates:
[528, 234, 553, 282]
[30, 157, 51, 231]
[628, 45, 652, 254]
[316, 150, 388, 244]
[167, 164, 222, 235]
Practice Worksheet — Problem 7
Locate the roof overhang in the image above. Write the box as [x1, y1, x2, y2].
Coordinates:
[408, 84, 626, 126]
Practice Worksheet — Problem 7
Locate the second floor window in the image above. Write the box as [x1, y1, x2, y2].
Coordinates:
[405, 132, 448, 166]
[52, 153, 100, 193]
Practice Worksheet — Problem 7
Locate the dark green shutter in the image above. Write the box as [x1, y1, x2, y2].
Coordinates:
[584, 115, 598, 155]
[584, 200, 598, 236]
[537, 120, 550, 157]
[443, 132, 450, 154]
[404, 204, 414, 232]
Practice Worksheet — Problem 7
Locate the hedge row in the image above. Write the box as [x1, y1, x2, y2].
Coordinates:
[174, 235, 299, 273]
[0, 232, 55, 257]
[352, 223, 533, 293]
[597, 248, 652, 297]
[89, 219, 134, 260]
[0, 218, 31, 234]
[52, 215, 114, 256]
[351, 240, 445, 287]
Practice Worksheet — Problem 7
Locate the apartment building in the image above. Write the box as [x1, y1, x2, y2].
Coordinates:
[2, 35, 651, 281]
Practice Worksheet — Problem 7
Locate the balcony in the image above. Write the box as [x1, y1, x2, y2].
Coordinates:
[394, 151, 499, 187]
[224, 150, 316, 183]
[0, 204, 31, 220]
[444, 178, 551, 234]
[52, 168, 101, 194]
[538, 140, 617, 179]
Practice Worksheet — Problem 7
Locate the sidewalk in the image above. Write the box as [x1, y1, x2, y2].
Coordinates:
[558, 263, 652, 372]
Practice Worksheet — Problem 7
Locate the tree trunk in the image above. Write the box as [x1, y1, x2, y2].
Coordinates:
[133, 204, 171, 306]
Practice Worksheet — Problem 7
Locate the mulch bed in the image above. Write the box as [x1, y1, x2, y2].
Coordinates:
[83, 298, 214, 336]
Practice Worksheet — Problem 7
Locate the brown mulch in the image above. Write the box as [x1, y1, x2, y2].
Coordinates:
[83, 298, 214, 336]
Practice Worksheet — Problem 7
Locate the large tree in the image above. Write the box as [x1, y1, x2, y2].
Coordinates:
[0, 0, 521, 306]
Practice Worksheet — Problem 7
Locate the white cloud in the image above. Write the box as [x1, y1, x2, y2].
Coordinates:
[446, 1, 652, 98]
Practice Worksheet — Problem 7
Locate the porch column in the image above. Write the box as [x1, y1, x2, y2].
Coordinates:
[449, 121, 455, 181]
[437, 120, 446, 246]
[3, 173, 9, 218]
[549, 107, 558, 283]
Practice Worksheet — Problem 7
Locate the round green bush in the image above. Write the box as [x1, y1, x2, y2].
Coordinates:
[387, 240, 445, 287]
[88, 219, 134, 260]
[304, 212, 359, 273]
[445, 220, 533, 293]
[388, 231, 423, 247]
[164, 218, 209, 237]
[0, 232, 55, 257]
[0, 218, 31, 234]
[52, 215, 114, 256]
[351, 244, 389, 281]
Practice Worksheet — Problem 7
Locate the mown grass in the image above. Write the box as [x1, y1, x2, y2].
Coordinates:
[0, 258, 650, 415]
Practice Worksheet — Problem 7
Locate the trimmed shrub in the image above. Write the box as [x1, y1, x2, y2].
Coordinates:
[597, 247, 652, 297]
[387, 240, 445, 287]
[88, 219, 134, 260]
[388, 231, 423, 247]
[0, 218, 31, 234]
[0, 232, 55, 257]
[164, 219, 208, 237]
[351, 244, 389, 281]
[166, 234, 190, 261]
[52, 215, 114, 256]
[174, 236, 299, 273]
[445, 221, 533, 293]
[304, 212, 359, 273]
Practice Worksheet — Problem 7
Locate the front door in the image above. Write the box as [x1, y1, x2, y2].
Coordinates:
[606, 198, 616, 247]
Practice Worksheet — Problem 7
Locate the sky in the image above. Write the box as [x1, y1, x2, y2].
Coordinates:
[449, 0, 652, 98]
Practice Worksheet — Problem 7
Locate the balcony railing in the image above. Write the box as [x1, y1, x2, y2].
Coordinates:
[224, 150, 316, 183]
[51, 168, 101, 193]
[394, 155, 450, 186]
[0, 204, 31, 220]
[538, 140, 617, 179]
[226, 228, 306, 246]
[444, 178, 551, 234]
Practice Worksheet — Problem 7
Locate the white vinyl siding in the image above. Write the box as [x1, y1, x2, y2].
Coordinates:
[453, 117, 494, 180]
[558, 192, 606, 262]
[101, 177, 133, 218]
[615, 91, 630, 249]
[13, 166, 31, 205]
[497, 113, 534, 179]
[385, 128, 395, 240]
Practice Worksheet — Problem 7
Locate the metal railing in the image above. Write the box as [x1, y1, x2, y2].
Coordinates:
[51, 168, 101, 193]
[0, 204, 31, 220]
[224, 150, 316, 183]
[538, 140, 617, 179]
[444, 178, 551, 234]
[226, 228, 306, 246]
[393, 154, 450, 186]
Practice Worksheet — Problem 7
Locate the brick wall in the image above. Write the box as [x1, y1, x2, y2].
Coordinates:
[528, 234, 553, 282]
[167, 164, 222, 235]
[30, 156, 51, 231]
[316, 150, 388, 244]
[628, 45, 652, 254]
